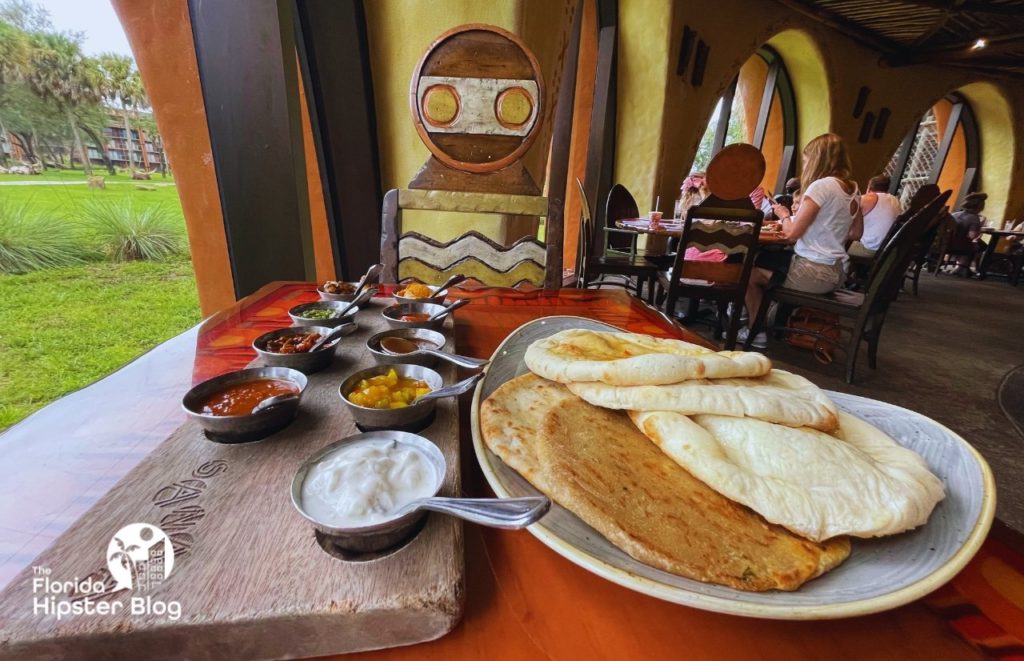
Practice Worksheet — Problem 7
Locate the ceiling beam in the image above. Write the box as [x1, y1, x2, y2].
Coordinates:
[896, 0, 1024, 16]
[773, 0, 901, 56]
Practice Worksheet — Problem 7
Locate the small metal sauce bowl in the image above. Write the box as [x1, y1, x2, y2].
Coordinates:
[366, 328, 447, 367]
[289, 300, 359, 327]
[253, 325, 348, 374]
[392, 284, 446, 305]
[181, 366, 308, 443]
[317, 282, 359, 302]
[381, 302, 449, 330]
[339, 364, 443, 429]
[291, 431, 446, 552]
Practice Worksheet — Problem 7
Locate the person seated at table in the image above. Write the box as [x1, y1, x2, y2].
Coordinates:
[848, 175, 901, 258]
[769, 178, 802, 220]
[739, 133, 863, 349]
[948, 192, 988, 277]
[669, 172, 708, 253]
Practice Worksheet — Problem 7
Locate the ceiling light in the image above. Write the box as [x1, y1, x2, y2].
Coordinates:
[970, 38, 988, 51]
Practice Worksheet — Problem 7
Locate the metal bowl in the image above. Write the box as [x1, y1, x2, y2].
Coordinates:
[381, 302, 449, 331]
[392, 284, 447, 305]
[288, 300, 359, 327]
[252, 325, 350, 374]
[339, 364, 444, 430]
[291, 431, 446, 552]
[181, 366, 308, 443]
[317, 282, 360, 302]
[366, 328, 447, 367]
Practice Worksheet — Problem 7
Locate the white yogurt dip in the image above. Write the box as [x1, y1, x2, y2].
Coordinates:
[301, 438, 438, 527]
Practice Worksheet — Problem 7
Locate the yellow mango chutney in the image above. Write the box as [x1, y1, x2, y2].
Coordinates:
[347, 369, 432, 409]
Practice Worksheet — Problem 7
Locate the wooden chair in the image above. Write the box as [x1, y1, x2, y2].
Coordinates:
[903, 202, 951, 295]
[575, 180, 660, 302]
[380, 188, 560, 289]
[656, 196, 764, 349]
[747, 190, 951, 383]
[603, 184, 642, 257]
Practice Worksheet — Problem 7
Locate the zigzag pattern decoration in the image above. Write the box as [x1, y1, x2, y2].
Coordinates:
[398, 256, 545, 288]
[398, 231, 547, 272]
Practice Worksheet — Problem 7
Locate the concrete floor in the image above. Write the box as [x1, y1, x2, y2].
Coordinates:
[683, 274, 1024, 531]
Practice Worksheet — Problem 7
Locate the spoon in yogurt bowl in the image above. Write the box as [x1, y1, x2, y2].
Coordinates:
[391, 495, 550, 528]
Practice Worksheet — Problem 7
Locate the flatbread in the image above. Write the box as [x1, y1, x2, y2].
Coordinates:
[479, 374, 850, 592]
[568, 369, 839, 432]
[524, 329, 771, 386]
[630, 410, 945, 541]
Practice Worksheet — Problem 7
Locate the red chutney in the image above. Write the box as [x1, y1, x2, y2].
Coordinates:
[398, 313, 431, 323]
[200, 379, 299, 416]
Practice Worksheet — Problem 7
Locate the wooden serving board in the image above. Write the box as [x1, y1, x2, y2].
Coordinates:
[0, 299, 464, 660]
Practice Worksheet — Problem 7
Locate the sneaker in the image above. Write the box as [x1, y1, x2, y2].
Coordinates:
[736, 327, 768, 349]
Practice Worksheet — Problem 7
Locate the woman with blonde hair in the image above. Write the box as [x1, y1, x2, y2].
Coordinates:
[740, 133, 864, 348]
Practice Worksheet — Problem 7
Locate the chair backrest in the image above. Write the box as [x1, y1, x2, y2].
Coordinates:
[863, 190, 951, 309]
[575, 178, 593, 287]
[380, 188, 561, 289]
[665, 195, 763, 300]
[604, 184, 640, 251]
[867, 189, 950, 284]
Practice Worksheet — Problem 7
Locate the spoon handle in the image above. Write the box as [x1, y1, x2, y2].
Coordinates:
[423, 349, 489, 369]
[434, 273, 468, 294]
[412, 496, 550, 529]
[427, 297, 471, 321]
[352, 263, 384, 297]
[415, 372, 483, 403]
[310, 322, 356, 351]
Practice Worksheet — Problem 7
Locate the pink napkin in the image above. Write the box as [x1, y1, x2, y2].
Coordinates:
[684, 247, 727, 262]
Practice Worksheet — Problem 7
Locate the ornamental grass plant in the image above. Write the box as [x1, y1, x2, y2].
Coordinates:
[0, 201, 87, 274]
[80, 199, 186, 262]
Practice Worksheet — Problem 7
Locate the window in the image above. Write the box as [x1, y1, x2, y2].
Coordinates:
[692, 47, 796, 194]
[884, 94, 979, 209]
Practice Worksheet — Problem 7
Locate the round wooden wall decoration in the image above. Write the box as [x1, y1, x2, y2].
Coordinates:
[705, 144, 767, 201]
[409, 24, 544, 174]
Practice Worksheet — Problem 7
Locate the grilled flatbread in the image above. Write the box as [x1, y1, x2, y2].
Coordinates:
[631, 410, 945, 541]
[524, 329, 771, 386]
[568, 369, 839, 431]
[480, 374, 850, 591]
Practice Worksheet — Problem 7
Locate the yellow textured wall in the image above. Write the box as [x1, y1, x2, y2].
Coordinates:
[613, 0, 1021, 221]
[363, 0, 572, 244]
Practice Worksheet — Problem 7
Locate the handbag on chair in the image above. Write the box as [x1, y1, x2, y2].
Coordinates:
[785, 307, 842, 364]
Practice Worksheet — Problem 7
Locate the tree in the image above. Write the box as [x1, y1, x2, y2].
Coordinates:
[23, 31, 102, 175]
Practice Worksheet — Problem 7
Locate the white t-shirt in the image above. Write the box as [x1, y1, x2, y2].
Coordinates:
[797, 177, 860, 267]
[860, 192, 902, 251]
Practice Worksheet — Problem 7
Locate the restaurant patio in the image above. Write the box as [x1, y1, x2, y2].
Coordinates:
[1, 0, 1023, 659]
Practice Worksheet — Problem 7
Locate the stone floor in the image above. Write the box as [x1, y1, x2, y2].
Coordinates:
[680, 273, 1024, 531]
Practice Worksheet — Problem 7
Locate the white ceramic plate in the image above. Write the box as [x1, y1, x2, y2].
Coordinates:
[469, 316, 996, 619]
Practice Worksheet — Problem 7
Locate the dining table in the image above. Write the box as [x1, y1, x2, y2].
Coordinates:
[978, 227, 1024, 284]
[616, 217, 792, 246]
[1, 282, 1022, 660]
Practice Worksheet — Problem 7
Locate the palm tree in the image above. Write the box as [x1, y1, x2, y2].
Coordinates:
[107, 535, 140, 589]
[24, 32, 101, 175]
[97, 53, 144, 173]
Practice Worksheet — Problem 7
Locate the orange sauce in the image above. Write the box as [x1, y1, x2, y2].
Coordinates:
[399, 313, 431, 323]
[200, 379, 299, 416]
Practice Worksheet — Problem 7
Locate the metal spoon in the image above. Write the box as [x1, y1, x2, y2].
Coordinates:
[426, 297, 471, 322]
[351, 263, 384, 299]
[413, 372, 483, 405]
[307, 322, 357, 352]
[431, 273, 468, 298]
[391, 495, 550, 529]
[334, 286, 377, 318]
[379, 336, 488, 369]
[251, 393, 300, 414]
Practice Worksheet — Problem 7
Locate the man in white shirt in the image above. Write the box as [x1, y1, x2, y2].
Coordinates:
[849, 175, 902, 257]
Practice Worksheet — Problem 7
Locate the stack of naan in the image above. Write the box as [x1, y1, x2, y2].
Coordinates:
[480, 328, 946, 592]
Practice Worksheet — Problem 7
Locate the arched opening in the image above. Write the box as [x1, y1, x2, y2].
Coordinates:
[884, 94, 980, 210]
[691, 46, 797, 194]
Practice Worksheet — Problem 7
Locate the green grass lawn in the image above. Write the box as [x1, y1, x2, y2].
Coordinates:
[0, 176, 184, 223]
[0, 168, 175, 184]
[0, 257, 201, 430]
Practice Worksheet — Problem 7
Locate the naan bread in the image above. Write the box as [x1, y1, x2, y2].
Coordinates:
[630, 410, 946, 541]
[568, 369, 839, 432]
[524, 329, 771, 386]
[479, 374, 850, 591]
